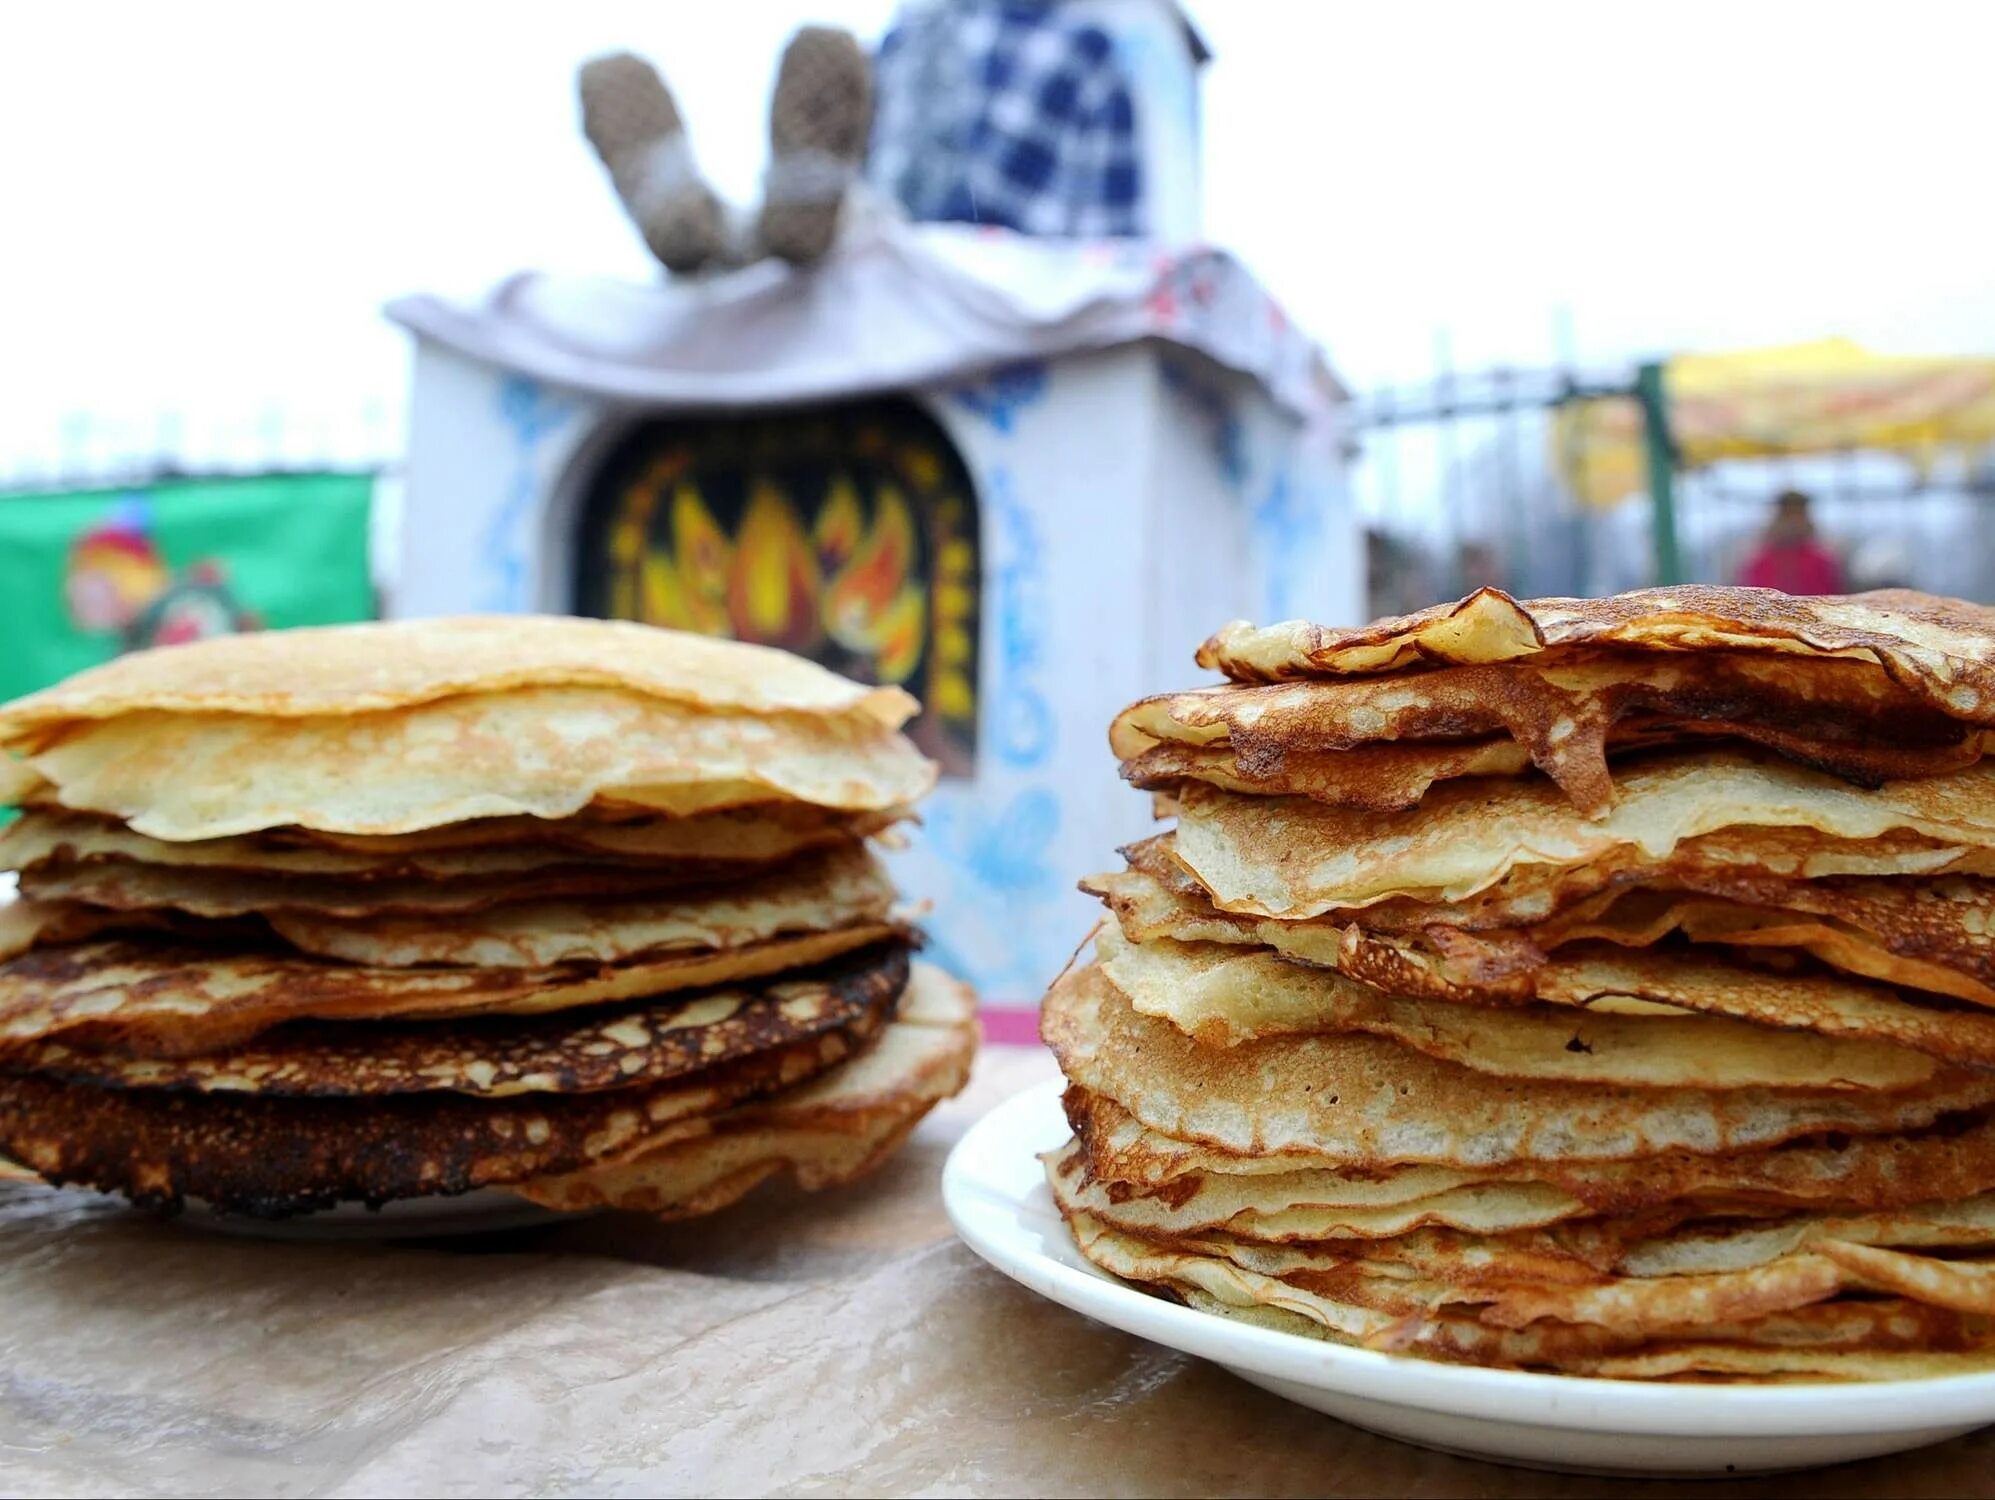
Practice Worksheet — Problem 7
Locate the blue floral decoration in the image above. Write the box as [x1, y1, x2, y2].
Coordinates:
[948, 360, 1050, 435]
[482, 376, 575, 612]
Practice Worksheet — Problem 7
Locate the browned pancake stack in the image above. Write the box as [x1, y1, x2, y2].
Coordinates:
[1044, 586, 1995, 1380]
[0, 617, 976, 1220]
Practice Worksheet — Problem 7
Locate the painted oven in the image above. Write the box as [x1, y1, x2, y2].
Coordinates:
[391, 286, 1355, 1017]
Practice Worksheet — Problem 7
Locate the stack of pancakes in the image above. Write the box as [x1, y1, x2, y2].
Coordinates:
[0, 616, 976, 1220]
[1045, 586, 1995, 1379]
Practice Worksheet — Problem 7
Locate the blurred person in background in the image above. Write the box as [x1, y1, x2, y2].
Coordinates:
[580, 27, 875, 274]
[1735, 489, 1844, 595]
[584, 0, 1202, 273]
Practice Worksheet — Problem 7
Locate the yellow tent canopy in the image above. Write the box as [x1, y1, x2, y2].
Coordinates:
[1554, 339, 1995, 509]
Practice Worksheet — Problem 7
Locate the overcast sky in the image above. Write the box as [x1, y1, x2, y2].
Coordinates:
[3, 0, 1991, 482]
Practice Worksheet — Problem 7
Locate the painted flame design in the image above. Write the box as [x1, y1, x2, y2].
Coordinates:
[814, 476, 866, 571]
[826, 482, 925, 683]
[634, 484, 732, 635]
[622, 472, 932, 687]
[727, 482, 823, 652]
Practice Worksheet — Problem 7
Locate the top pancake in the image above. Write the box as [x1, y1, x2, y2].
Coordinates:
[0, 615, 916, 733]
[7, 687, 935, 839]
[1196, 587, 1995, 724]
[0, 618, 936, 838]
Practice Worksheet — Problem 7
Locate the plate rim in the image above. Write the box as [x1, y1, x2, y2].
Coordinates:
[942, 1077, 1995, 1439]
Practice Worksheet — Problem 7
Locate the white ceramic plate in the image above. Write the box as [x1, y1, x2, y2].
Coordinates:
[943, 1079, 1995, 1477]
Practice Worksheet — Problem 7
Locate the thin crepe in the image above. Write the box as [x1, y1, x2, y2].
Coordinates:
[0, 923, 900, 1057]
[1096, 926, 1947, 1089]
[18, 687, 935, 839]
[516, 961, 977, 1214]
[1042, 961, 1995, 1168]
[1197, 587, 1995, 726]
[7, 943, 910, 1097]
[1115, 651, 1988, 816]
[0, 614, 917, 732]
[1170, 753, 1995, 916]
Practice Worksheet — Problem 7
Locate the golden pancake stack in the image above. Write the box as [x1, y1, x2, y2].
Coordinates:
[0, 616, 976, 1220]
[1045, 585, 1995, 1380]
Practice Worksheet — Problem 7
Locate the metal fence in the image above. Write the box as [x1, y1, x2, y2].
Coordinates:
[0, 405, 400, 499]
[1346, 360, 1995, 613]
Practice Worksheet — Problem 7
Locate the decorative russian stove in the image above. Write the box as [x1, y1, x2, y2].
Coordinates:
[387, 219, 1356, 1011]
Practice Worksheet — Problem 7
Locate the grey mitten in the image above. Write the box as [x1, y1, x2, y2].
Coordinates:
[757, 27, 873, 266]
[579, 52, 726, 275]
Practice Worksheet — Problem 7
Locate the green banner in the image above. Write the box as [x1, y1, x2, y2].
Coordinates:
[0, 472, 375, 702]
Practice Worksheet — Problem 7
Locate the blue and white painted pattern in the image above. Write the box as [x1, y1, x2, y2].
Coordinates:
[481, 376, 578, 613]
